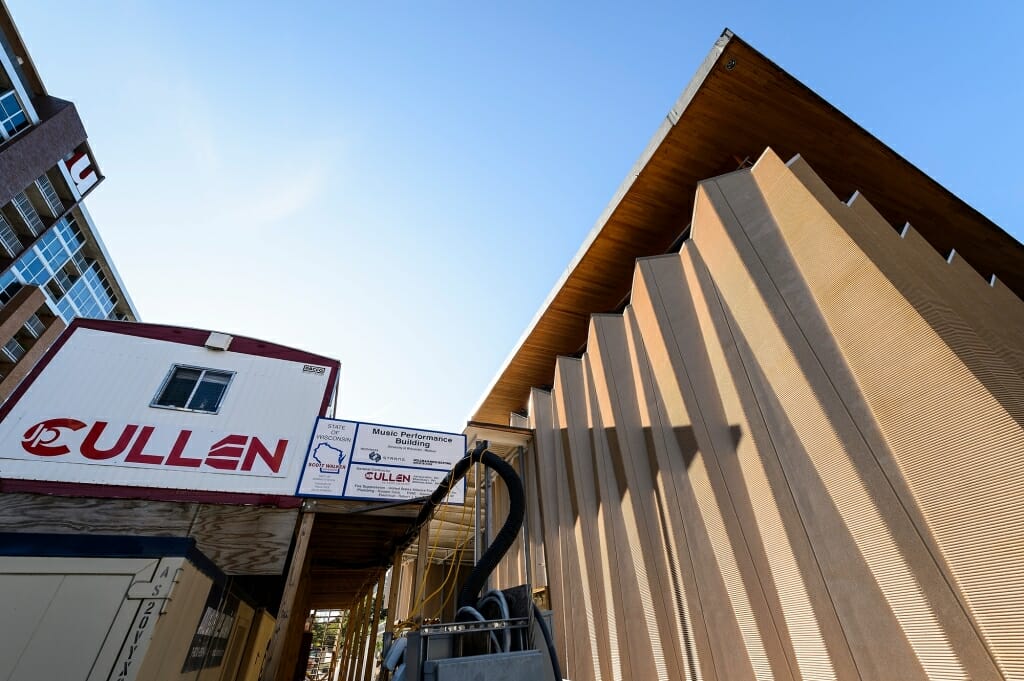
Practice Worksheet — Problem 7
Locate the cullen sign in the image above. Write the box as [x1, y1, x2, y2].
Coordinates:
[6, 416, 293, 476]
[296, 418, 466, 503]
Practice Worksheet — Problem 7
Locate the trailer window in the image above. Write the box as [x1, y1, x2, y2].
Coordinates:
[152, 365, 234, 414]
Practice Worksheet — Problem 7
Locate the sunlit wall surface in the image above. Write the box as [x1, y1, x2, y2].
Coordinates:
[509, 150, 1023, 681]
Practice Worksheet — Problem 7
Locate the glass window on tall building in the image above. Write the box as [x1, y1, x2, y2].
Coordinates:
[2, 337, 25, 363]
[23, 314, 45, 339]
[0, 214, 22, 257]
[35, 175, 64, 217]
[0, 90, 29, 140]
[12, 192, 44, 236]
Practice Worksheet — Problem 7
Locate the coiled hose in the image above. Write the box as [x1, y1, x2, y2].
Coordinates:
[390, 441, 560, 680]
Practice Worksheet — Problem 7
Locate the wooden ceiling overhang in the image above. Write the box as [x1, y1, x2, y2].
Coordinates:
[471, 29, 1024, 425]
[303, 431, 531, 609]
[305, 502, 416, 609]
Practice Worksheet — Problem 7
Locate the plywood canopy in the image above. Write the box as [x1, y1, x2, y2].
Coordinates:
[304, 429, 531, 609]
[471, 29, 1024, 425]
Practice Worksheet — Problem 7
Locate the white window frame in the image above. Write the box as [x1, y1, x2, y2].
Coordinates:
[150, 364, 235, 415]
[12, 191, 44, 236]
[0, 214, 21, 257]
[2, 337, 25, 363]
[35, 174, 64, 217]
[23, 313, 45, 339]
[0, 89, 30, 141]
[53, 268, 73, 294]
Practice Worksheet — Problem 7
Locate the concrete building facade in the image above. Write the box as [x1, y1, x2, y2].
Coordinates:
[0, 1, 136, 400]
[471, 31, 1024, 681]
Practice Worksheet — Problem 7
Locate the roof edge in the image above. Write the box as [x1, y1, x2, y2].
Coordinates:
[66, 318, 342, 369]
[466, 28, 736, 424]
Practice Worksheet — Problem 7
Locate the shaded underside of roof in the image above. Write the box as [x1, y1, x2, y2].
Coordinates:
[472, 30, 1024, 425]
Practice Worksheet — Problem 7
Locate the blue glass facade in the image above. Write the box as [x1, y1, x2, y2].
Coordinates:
[0, 215, 118, 322]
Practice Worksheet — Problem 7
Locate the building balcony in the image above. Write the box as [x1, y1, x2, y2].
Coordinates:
[0, 95, 99, 209]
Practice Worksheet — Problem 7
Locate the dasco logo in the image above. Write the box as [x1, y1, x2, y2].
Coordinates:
[22, 418, 87, 456]
[302, 364, 326, 375]
[368, 450, 382, 462]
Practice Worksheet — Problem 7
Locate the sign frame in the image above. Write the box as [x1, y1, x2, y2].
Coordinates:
[295, 417, 467, 504]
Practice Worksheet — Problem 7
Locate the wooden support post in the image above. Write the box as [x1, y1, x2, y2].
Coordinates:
[361, 584, 379, 680]
[364, 576, 385, 681]
[357, 591, 374, 681]
[517, 445, 533, 593]
[350, 593, 366, 681]
[344, 602, 360, 675]
[327, 611, 345, 681]
[260, 511, 315, 681]
[341, 601, 357, 681]
[384, 551, 402, 637]
[344, 596, 366, 681]
[412, 523, 430, 623]
[354, 590, 373, 681]
[337, 609, 350, 681]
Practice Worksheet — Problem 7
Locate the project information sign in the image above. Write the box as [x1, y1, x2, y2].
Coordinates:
[296, 418, 466, 503]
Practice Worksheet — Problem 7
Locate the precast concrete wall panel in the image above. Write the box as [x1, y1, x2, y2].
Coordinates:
[743, 150, 1019, 679]
[620, 306, 707, 681]
[622, 273, 721, 681]
[614, 252, 767, 681]
[528, 387, 572, 670]
[519, 152, 1020, 680]
[786, 156, 1024, 385]
[549, 382, 599, 681]
[623, 294, 792, 681]
[590, 314, 690, 681]
[551, 365, 621, 681]
[796, 167, 1024, 675]
[520, 432, 548, 591]
[633, 250, 858, 681]
[582, 345, 662, 680]
[698, 170, 956, 681]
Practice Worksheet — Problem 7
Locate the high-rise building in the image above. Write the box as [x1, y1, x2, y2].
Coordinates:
[0, 1, 136, 399]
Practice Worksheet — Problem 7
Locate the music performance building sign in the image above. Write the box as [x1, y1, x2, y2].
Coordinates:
[296, 418, 467, 504]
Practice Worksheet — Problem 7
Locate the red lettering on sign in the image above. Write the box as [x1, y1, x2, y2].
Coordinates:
[66, 151, 98, 193]
[18, 418, 289, 475]
[242, 437, 287, 473]
[164, 430, 200, 467]
[124, 426, 163, 465]
[205, 434, 246, 470]
[364, 470, 411, 483]
[81, 422, 137, 460]
[22, 418, 87, 456]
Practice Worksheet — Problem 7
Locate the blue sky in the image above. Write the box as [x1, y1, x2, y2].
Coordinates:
[9, 1, 1023, 432]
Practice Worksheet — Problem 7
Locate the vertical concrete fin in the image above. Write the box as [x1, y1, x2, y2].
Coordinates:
[727, 156, 1012, 680]
[554, 358, 622, 681]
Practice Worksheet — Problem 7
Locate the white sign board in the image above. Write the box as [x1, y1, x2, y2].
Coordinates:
[0, 416, 299, 477]
[0, 326, 335, 496]
[296, 418, 466, 503]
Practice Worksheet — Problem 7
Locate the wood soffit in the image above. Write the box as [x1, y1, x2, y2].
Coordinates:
[470, 29, 1024, 425]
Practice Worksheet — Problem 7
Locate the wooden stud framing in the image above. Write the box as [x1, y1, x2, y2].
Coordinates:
[260, 511, 315, 681]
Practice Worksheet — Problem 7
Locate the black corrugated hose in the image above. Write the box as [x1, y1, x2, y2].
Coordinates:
[391, 441, 561, 679]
